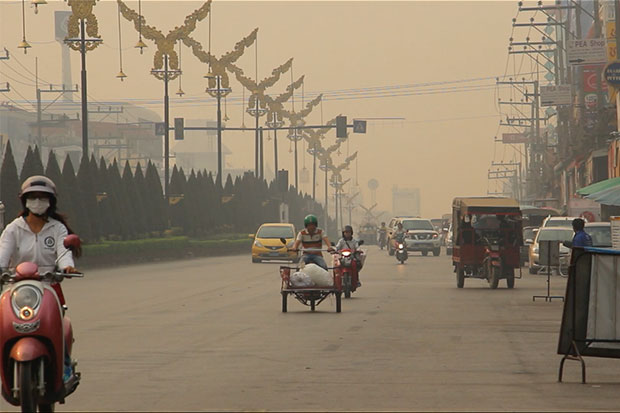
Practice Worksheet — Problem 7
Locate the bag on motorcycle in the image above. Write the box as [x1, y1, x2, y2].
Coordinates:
[290, 271, 314, 287]
[304, 264, 333, 287]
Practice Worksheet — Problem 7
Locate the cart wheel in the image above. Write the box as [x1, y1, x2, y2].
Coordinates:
[281, 292, 287, 313]
[489, 267, 500, 289]
[311, 298, 316, 312]
[457, 267, 465, 288]
[336, 293, 342, 313]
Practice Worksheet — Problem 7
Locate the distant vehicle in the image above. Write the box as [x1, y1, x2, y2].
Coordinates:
[388, 218, 441, 256]
[452, 197, 523, 289]
[528, 227, 573, 274]
[585, 222, 611, 248]
[521, 226, 539, 265]
[251, 223, 298, 263]
[446, 223, 453, 255]
[542, 216, 584, 228]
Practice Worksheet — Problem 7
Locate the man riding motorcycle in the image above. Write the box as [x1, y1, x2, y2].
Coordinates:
[0, 175, 81, 382]
[292, 214, 334, 270]
[336, 225, 365, 286]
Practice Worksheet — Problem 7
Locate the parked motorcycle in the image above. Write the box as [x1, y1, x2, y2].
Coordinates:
[335, 240, 365, 299]
[395, 235, 408, 264]
[0, 234, 83, 412]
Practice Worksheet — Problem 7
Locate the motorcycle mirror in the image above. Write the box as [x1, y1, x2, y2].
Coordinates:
[358, 240, 365, 245]
[279, 238, 287, 245]
[63, 234, 81, 251]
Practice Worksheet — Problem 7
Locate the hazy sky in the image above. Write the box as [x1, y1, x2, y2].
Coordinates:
[0, 0, 524, 218]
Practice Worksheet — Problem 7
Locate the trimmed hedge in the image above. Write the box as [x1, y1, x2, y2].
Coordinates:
[83, 235, 251, 257]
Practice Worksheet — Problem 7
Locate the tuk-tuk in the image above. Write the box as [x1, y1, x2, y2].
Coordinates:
[452, 197, 523, 289]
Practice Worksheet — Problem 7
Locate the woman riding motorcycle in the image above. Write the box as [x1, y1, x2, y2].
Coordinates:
[0, 175, 81, 381]
[336, 225, 365, 286]
[292, 214, 334, 270]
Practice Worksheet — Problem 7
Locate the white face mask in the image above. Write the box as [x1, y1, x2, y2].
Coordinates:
[26, 198, 50, 216]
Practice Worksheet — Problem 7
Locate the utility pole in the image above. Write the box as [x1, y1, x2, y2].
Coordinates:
[36, 84, 79, 148]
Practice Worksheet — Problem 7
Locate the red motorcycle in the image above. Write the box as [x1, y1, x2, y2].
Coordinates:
[334, 240, 365, 299]
[0, 234, 82, 412]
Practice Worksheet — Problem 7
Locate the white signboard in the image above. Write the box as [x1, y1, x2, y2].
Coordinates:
[539, 240, 560, 267]
[567, 38, 608, 65]
[540, 85, 572, 106]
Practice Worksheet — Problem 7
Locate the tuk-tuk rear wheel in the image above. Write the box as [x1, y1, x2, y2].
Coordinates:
[456, 267, 465, 288]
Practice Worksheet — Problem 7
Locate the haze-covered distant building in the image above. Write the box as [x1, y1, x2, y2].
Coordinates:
[392, 186, 421, 217]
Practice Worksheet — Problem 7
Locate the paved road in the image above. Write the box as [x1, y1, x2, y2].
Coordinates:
[2, 246, 620, 411]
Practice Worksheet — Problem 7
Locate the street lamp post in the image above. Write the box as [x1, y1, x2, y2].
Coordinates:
[206, 74, 231, 186]
[151, 56, 180, 197]
[247, 97, 267, 178]
[64, 0, 102, 158]
[266, 111, 283, 181]
[288, 128, 304, 190]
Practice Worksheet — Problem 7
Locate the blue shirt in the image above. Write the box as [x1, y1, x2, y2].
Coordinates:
[573, 230, 593, 247]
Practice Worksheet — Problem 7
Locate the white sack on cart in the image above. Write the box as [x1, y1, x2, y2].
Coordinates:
[304, 263, 333, 287]
[290, 271, 314, 287]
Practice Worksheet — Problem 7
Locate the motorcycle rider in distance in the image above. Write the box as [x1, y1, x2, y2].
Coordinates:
[393, 222, 406, 249]
[0, 175, 81, 382]
[292, 214, 334, 271]
[336, 225, 364, 286]
[378, 222, 388, 248]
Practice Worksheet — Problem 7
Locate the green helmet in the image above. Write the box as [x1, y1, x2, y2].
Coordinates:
[304, 214, 318, 227]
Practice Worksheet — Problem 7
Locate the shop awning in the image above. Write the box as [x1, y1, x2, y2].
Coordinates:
[577, 177, 620, 196]
[586, 185, 620, 206]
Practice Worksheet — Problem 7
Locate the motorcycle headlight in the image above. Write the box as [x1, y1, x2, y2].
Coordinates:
[399, 244, 404, 249]
[254, 240, 264, 248]
[12, 286, 42, 320]
[342, 251, 352, 257]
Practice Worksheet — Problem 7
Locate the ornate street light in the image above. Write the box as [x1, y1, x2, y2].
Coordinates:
[117, 0, 210, 196]
[266, 111, 284, 179]
[64, 0, 103, 158]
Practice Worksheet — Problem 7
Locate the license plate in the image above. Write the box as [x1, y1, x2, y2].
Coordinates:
[269, 252, 281, 256]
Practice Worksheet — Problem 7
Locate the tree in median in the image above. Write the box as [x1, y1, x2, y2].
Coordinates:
[0, 141, 21, 221]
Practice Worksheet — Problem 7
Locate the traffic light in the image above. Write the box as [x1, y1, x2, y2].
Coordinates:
[336, 115, 347, 138]
[174, 117, 184, 140]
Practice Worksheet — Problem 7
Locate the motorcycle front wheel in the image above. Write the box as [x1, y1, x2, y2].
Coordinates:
[18, 361, 37, 413]
[489, 266, 500, 289]
[343, 273, 352, 299]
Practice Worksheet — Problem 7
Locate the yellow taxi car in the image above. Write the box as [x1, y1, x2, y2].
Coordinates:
[251, 223, 299, 263]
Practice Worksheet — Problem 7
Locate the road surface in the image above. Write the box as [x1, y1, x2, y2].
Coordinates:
[2, 246, 620, 411]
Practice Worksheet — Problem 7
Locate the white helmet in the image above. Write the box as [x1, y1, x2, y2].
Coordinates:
[20, 175, 57, 199]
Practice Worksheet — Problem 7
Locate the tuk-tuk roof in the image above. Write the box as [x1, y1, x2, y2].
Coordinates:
[453, 197, 520, 213]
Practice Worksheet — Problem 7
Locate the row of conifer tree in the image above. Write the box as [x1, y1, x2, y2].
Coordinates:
[0, 142, 329, 242]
